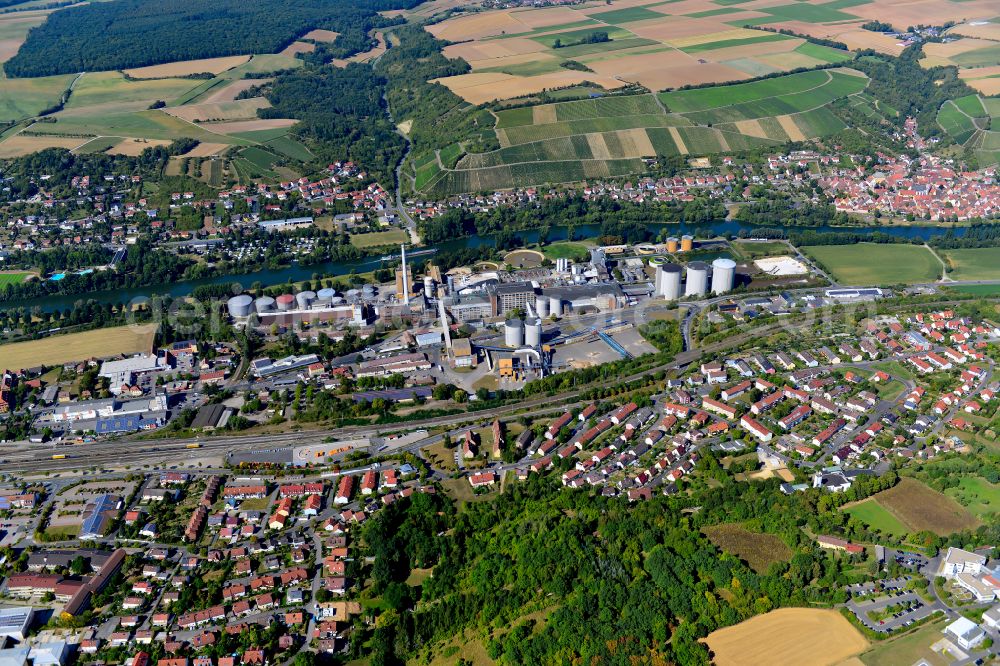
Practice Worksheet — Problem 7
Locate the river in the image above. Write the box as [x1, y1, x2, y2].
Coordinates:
[1, 220, 973, 313]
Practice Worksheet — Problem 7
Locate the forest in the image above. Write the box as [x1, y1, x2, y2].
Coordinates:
[4, 0, 421, 77]
[356, 468, 905, 665]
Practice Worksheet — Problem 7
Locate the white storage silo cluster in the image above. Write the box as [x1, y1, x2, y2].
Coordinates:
[684, 262, 709, 297]
[711, 258, 736, 295]
[535, 297, 549, 319]
[549, 296, 562, 317]
[525, 317, 542, 347]
[659, 263, 682, 300]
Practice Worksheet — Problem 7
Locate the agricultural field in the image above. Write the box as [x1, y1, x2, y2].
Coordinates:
[702, 523, 792, 573]
[0, 323, 158, 371]
[422, 69, 867, 195]
[0, 73, 75, 124]
[941, 247, 1000, 281]
[843, 498, 909, 538]
[801, 243, 940, 285]
[936, 93, 1000, 165]
[704, 608, 869, 666]
[867, 477, 979, 536]
[431, 0, 860, 104]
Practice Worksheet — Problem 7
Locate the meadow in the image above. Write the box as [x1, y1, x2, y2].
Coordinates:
[0, 323, 158, 371]
[843, 498, 909, 538]
[941, 247, 1000, 281]
[871, 478, 979, 536]
[944, 476, 1000, 519]
[349, 229, 408, 248]
[801, 243, 940, 285]
[702, 523, 792, 573]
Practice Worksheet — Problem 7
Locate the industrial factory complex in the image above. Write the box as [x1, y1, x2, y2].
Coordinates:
[220, 237, 805, 389]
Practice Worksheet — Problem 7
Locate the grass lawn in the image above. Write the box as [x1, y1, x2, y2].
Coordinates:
[0, 272, 32, 286]
[872, 361, 915, 381]
[843, 498, 909, 538]
[41, 525, 80, 540]
[731, 240, 790, 260]
[541, 241, 590, 261]
[439, 476, 496, 503]
[349, 228, 408, 248]
[941, 247, 1000, 281]
[859, 617, 948, 666]
[875, 380, 906, 401]
[239, 497, 270, 511]
[944, 476, 1000, 518]
[802, 243, 940, 285]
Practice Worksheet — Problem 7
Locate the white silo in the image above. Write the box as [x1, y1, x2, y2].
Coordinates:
[505, 319, 524, 347]
[535, 296, 549, 319]
[296, 291, 316, 310]
[255, 296, 276, 313]
[549, 296, 562, 317]
[655, 265, 664, 295]
[423, 276, 435, 298]
[685, 262, 709, 297]
[227, 294, 253, 318]
[660, 263, 682, 300]
[525, 317, 542, 347]
[711, 258, 736, 295]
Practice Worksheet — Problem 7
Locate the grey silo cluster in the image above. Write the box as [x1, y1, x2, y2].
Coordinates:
[296, 291, 316, 310]
[227, 294, 254, 318]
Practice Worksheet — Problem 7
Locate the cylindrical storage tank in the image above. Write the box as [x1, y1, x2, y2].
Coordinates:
[276, 294, 295, 311]
[680, 235, 694, 252]
[660, 263, 682, 300]
[316, 287, 336, 304]
[330, 296, 345, 306]
[345, 289, 361, 302]
[535, 296, 549, 319]
[255, 296, 276, 314]
[446, 275, 455, 294]
[649, 256, 666, 267]
[666, 237, 679, 253]
[296, 290, 316, 310]
[525, 317, 542, 347]
[655, 265, 664, 295]
[684, 261, 709, 297]
[711, 258, 737, 295]
[549, 296, 562, 317]
[505, 319, 524, 348]
[423, 276, 435, 298]
[227, 294, 253, 318]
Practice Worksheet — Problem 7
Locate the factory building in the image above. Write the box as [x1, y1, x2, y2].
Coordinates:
[540, 283, 625, 313]
[489, 282, 537, 317]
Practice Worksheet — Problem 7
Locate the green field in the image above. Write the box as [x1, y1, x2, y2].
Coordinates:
[844, 498, 909, 537]
[427, 69, 868, 195]
[732, 240, 791, 259]
[859, 617, 948, 666]
[29, 109, 249, 145]
[0, 74, 76, 124]
[680, 32, 791, 54]
[950, 284, 1000, 296]
[941, 247, 1000, 281]
[944, 477, 1000, 518]
[541, 242, 590, 261]
[802, 243, 940, 285]
[0, 272, 32, 287]
[65, 71, 201, 109]
[350, 228, 409, 248]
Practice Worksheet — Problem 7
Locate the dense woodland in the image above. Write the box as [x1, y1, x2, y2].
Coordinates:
[4, 0, 420, 77]
[358, 471, 903, 665]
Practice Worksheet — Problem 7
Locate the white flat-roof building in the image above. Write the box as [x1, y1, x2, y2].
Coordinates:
[0, 646, 29, 666]
[982, 604, 1000, 630]
[0, 607, 32, 642]
[99, 354, 163, 395]
[939, 547, 986, 578]
[944, 617, 985, 651]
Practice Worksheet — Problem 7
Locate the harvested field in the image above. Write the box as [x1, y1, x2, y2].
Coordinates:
[921, 37, 998, 67]
[704, 608, 868, 666]
[124, 55, 250, 79]
[107, 137, 172, 155]
[873, 477, 979, 536]
[0, 9, 49, 64]
[966, 78, 1000, 96]
[434, 71, 626, 104]
[165, 98, 270, 123]
[703, 523, 792, 573]
[301, 29, 340, 42]
[280, 41, 315, 56]
[427, 10, 530, 41]
[777, 114, 805, 141]
[181, 142, 230, 157]
[0, 134, 85, 157]
[951, 22, 1000, 42]
[200, 119, 298, 134]
[0, 323, 158, 371]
